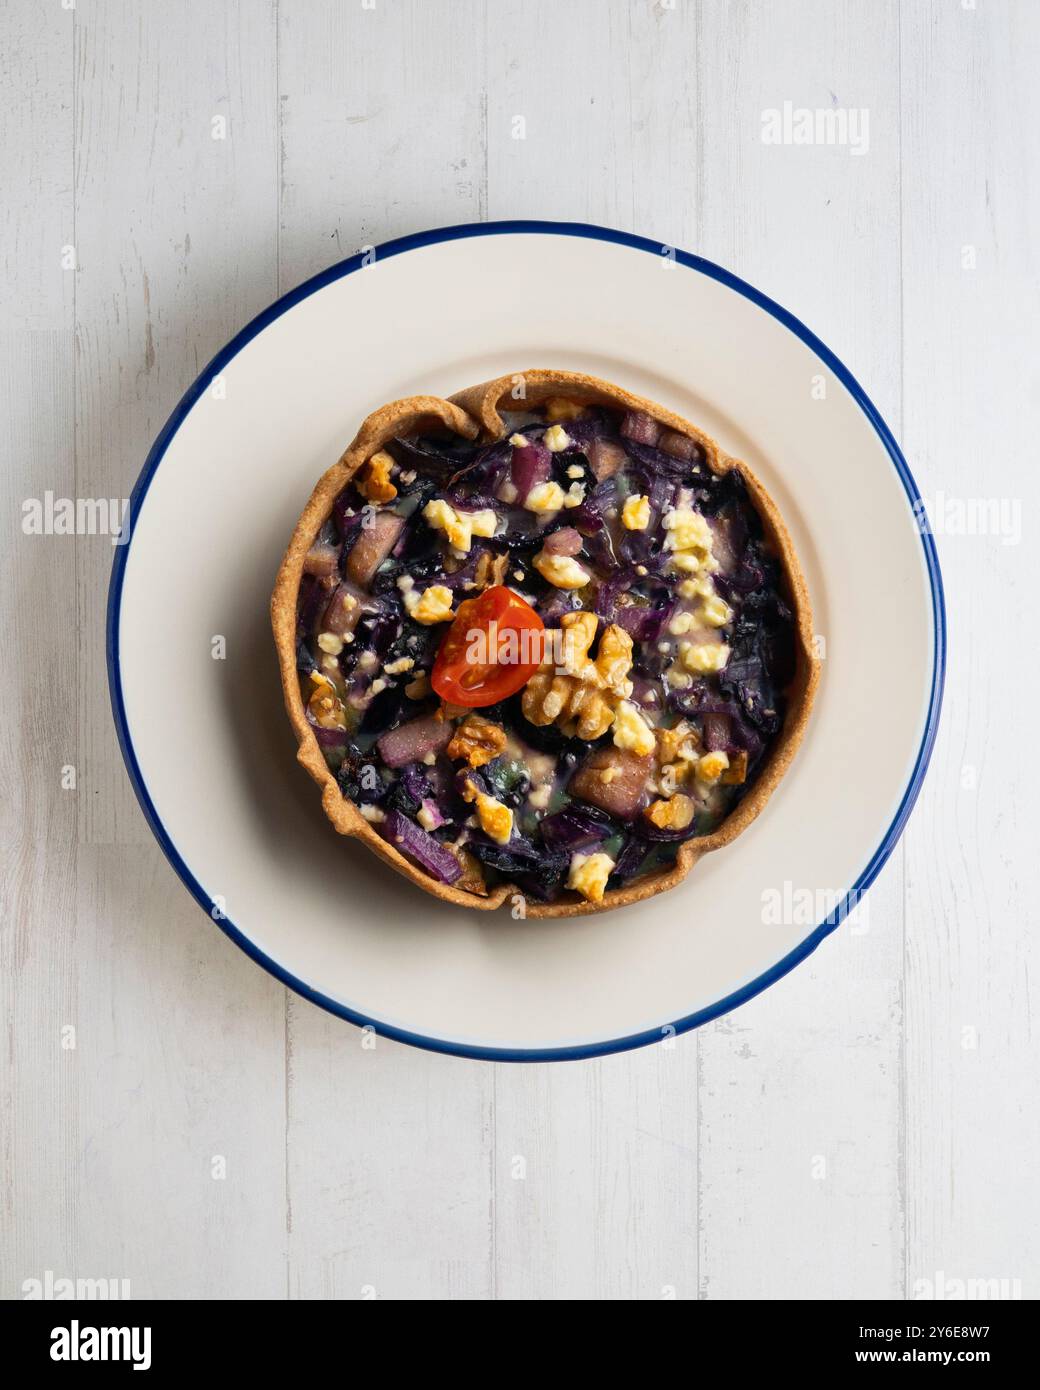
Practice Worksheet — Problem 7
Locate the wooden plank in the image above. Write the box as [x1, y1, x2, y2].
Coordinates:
[69, 845, 286, 1298]
[67, 0, 286, 1298]
[900, 0, 1040, 1301]
[277, 0, 489, 291]
[485, 0, 703, 1300]
[277, 0, 494, 1301]
[0, 0, 78, 1300]
[75, 0, 281, 846]
[693, 0, 905, 1299]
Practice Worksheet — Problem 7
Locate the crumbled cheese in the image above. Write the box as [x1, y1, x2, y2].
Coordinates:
[357, 650, 379, 673]
[566, 463, 584, 479]
[383, 656, 415, 675]
[407, 584, 455, 625]
[568, 851, 615, 904]
[666, 667, 693, 689]
[668, 610, 695, 636]
[422, 751, 436, 766]
[543, 424, 572, 452]
[423, 499, 496, 551]
[622, 494, 651, 530]
[697, 750, 730, 784]
[646, 794, 696, 831]
[544, 397, 586, 422]
[532, 550, 590, 590]
[513, 569, 525, 583]
[611, 700, 656, 756]
[417, 804, 438, 831]
[562, 481, 586, 508]
[317, 631, 344, 655]
[525, 481, 566, 513]
[663, 506, 714, 553]
[680, 574, 714, 601]
[699, 593, 732, 628]
[475, 792, 513, 845]
[509, 432, 529, 448]
[396, 574, 414, 593]
[369, 678, 387, 696]
[359, 804, 385, 823]
[680, 641, 730, 674]
[498, 479, 519, 504]
[671, 552, 702, 573]
[527, 782, 552, 811]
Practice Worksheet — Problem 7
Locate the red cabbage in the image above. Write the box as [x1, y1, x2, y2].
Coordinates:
[381, 810, 463, 884]
[539, 803, 615, 851]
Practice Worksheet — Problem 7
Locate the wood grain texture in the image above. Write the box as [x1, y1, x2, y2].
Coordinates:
[1, 0, 79, 1300]
[1, 0, 1036, 1301]
[899, 0, 1040, 1301]
[693, 0, 906, 1301]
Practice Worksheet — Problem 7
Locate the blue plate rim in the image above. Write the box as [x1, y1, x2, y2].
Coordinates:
[106, 218, 946, 1064]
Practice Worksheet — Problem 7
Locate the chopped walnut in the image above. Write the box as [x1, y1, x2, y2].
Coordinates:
[357, 449, 397, 503]
[594, 624, 634, 698]
[455, 847, 489, 897]
[720, 749, 749, 785]
[473, 550, 510, 590]
[521, 610, 633, 742]
[447, 714, 508, 768]
[656, 720, 701, 765]
[645, 794, 696, 831]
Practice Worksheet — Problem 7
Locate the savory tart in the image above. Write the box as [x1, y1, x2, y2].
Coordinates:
[272, 370, 818, 917]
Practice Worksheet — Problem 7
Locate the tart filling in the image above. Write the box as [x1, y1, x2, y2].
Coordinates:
[292, 396, 800, 906]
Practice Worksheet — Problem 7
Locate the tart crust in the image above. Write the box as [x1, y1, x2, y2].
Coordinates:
[271, 370, 820, 918]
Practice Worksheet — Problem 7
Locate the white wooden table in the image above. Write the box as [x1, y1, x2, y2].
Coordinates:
[3, 0, 1037, 1301]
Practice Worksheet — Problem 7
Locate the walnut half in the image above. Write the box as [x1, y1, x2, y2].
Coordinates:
[520, 610, 633, 741]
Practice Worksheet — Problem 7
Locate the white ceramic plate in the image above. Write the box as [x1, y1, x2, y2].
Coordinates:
[109, 222, 944, 1061]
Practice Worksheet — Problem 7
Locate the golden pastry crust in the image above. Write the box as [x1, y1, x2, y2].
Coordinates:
[271, 370, 820, 918]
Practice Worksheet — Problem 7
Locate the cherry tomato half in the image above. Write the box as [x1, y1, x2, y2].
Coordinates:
[431, 586, 545, 708]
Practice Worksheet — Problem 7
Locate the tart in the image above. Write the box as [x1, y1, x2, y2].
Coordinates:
[271, 370, 819, 917]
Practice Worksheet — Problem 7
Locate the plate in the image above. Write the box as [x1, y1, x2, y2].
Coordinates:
[108, 221, 944, 1061]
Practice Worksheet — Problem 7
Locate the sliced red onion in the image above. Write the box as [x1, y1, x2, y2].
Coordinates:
[376, 715, 452, 769]
[381, 809, 463, 884]
[510, 441, 550, 499]
[620, 411, 662, 447]
[419, 798, 446, 831]
[542, 526, 582, 557]
[345, 512, 405, 587]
